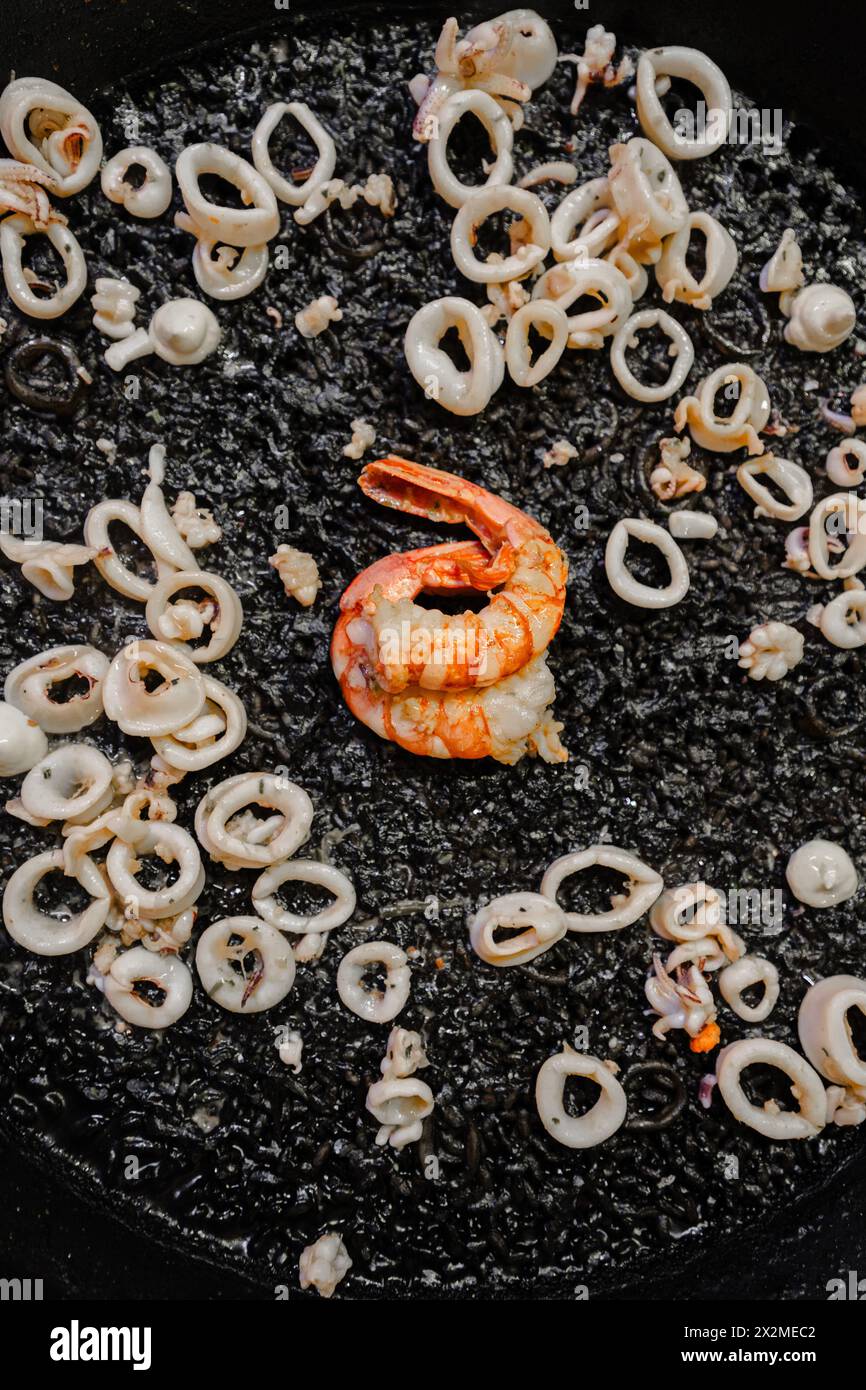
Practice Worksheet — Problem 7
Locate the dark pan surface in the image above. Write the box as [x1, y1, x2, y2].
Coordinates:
[1, 8, 866, 1298]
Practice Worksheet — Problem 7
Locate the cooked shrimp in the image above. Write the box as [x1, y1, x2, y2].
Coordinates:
[343, 456, 568, 692]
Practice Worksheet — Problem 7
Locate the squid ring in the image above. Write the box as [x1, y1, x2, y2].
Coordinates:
[104, 946, 193, 1029]
[427, 88, 514, 209]
[451, 185, 550, 284]
[550, 177, 620, 262]
[191, 240, 269, 301]
[107, 822, 205, 920]
[610, 309, 694, 403]
[404, 295, 504, 416]
[145, 569, 243, 663]
[337, 940, 411, 1023]
[826, 440, 866, 488]
[650, 881, 725, 944]
[605, 517, 690, 608]
[636, 46, 732, 160]
[737, 454, 812, 522]
[252, 859, 356, 935]
[540, 845, 663, 932]
[819, 589, 866, 649]
[251, 101, 336, 206]
[84, 499, 176, 602]
[150, 676, 247, 771]
[195, 772, 314, 870]
[715, 1038, 826, 1140]
[535, 1048, 627, 1149]
[719, 955, 780, 1022]
[103, 639, 206, 737]
[607, 138, 688, 263]
[533, 258, 633, 349]
[101, 146, 172, 218]
[175, 142, 279, 247]
[0, 77, 102, 194]
[468, 891, 568, 967]
[655, 212, 738, 309]
[505, 301, 568, 387]
[674, 364, 770, 455]
[798, 975, 866, 1089]
[2, 847, 109, 955]
[196, 916, 296, 1013]
[20, 743, 114, 825]
[0, 214, 87, 319]
[4, 643, 108, 733]
[808, 494, 866, 581]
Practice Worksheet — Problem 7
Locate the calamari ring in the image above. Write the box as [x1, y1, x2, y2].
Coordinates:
[101, 146, 172, 218]
[715, 1038, 826, 1140]
[0, 77, 102, 194]
[736, 454, 812, 522]
[550, 176, 620, 262]
[103, 639, 206, 737]
[366, 1076, 434, 1149]
[196, 915, 296, 1013]
[2, 847, 109, 955]
[535, 1048, 627, 1149]
[104, 946, 193, 1029]
[191, 239, 269, 301]
[674, 363, 770, 455]
[607, 137, 688, 263]
[533, 258, 633, 350]
[251, 101, 336, 206]
[337, 940, 411, 1023]
[540, 845, 663, 932]
[0, 213, 87, 319]
[636, 46, 732, 160]
[719, 955, 779, 1023]
[654, 212, 738, 309]
[819, 589, 866, 649]
[468, 891, 568, 967]
[450, 185, 550, 284]
[610, 308, 694, 402]
[826, 440, 866, 488]
[106, 821, 205, 920]
[605, 517, 690, 608]
[808, 494, 866, 581]
[252, 859, 356, 935]
[650, 881, 724, 944]
[150, 675, 246, 771]
[4, 643, 108, 733]
[145, 569, 243, 663]
[798, 975, 866, 1089]
[20, 743, 114, 825]
[195, 772, 314, 870]
[175, 142, 279, 247]
[505, 301, 568, 387]
[84, 499, 176, 602]
[427, 88, 514, 209]
[404, 295, 504, 415]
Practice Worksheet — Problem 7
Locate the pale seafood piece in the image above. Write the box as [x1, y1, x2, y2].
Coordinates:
[851, 384, 866, 428]
[91, 276, 140, 339]
[252, 859, 356, 936]
[649, 436, 705, 500]
[826, 440, 866, 487]
[404, 296, 504, 415]
[0, 76, 102, 195]
[145, 569, 243, 663]
[636, 46, 732, 159]
[819, 589, 866, 649]
[505, 301, 568, 387]
[190, 240, 268, 302]
[366, 1075, 434, 1149]
[295, 295, 342, 338]
[171, 493, 222, 549]
[101, 146, 172, 218]
[0, 157, 63, 228]
[175, 142, 279, 247]
[427, 88, 513, 208]
[715, 1038, 826, 1140]
[197, 916, 296, 1013]
[736, 455, 812, 522]
[342, 419, 376, 461]
[2, 847, 109, 955]
[535, 1047, 627, 1148]
[468, 890, 568, 966]
[269, 545, 322, 607]
[251, 101, 336, 206]
[0, 701, 47, 775]
[0, 213, 87, 318]
[150, 676, 246, 772]
[106, 821, 205, 921]
[549, 176, 620, 262]
[807, 493, 866, 580]
[381, 1026, 428, 1079]
[607, 137, 688, 264]
[798, 975, 866, 1093]
[450, 185, 550, 284]
[668, 511, 717, 540]
[19, 744, 114, 825]
[278, 1029, 303, 1072]
[103, 947, 193, 1029]
[645, 954, 716, 1040]
[674, 363, 770, 455]
[782, 283, 856, 353]
[719, 955, 780, 1023]
[540, 845, 662, 932]
[337, 940, 411, 1023]
[195, 772, 314, 871]
[0, 532, 94, 601]
[737, 621, 804, 682]
[785, 839, 858, 908]
[655, 212, 738, 309]
[103, 640, 205, 737]
[759, 228, 804, 294]
[532, 258, 633, 350]
[605, 517, 690, 609]
[650, 882, 742, 959]
[4, 643, 108, 733]
[609, 308, 694, 402]
[299, 1233, 352, 1299]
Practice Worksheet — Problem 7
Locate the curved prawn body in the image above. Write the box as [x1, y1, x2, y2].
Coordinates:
[331, 457, 569, 765]
[346, 455, 568, 693]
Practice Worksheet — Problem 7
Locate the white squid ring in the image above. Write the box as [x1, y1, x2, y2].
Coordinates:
[404, 296, 504, 416]
[450, 185, 549, 284]
[468, 891, 568, 967]
[427, 88, 514, 209]
[175, 142, 279, 248]
[719, 955, 780, 1023]
[654, 211, 738, 309]
[4, 643, 108, 733]
[104, 946, 193, 1029]
[605, 241, 649, 299]
[337, 941, 411, 1023]
[540, 845, 663, 933]
[252, 859, 356, 936]
[533, 258, 633, 350]
[550, 177, 620, 262]
[715, 1038, 826, 1140]
[799, 975, 866, 1090]
[605, 517, 690, 608]
[2, 847, 109, 955]
[826, 440, 866, 488]
[0, 214, 87, 319]
[651, 881, 725, 944]
[101, 146, 172, 218]
[609, 308, 694, 402]
[196, 916, 296, 1013]
[150, 676, 247, 771]
[636, 47, 732, 160]
[107, 821, 204, 920]
[191, 240, 269, 301]
[674, 363, 770, 455]
[251, 101, 336, 206]
[505, 301, 568, 387]
[84, 499, 176, 603]
[535, 1048, 627, 1149]
[103, 640, 206, 738]
[145, 569, 243, 663]
[736, 455, 813, 522]
[808, 494, 866, 580]
[607, 137, 688, 263]
[195, 772, 314, 870]
[819, 589, 866, 649]
[0, 77, 102, 194]
[20, 744, 114, 825]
